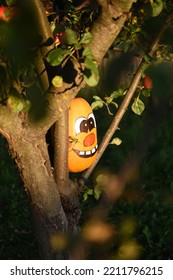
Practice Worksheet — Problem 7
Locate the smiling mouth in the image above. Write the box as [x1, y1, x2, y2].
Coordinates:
[73, 144, 98, 158]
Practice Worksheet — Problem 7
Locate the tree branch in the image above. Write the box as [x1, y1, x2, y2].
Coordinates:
[53, 108, 69, 195]
[23, 0, 53, 92]
[89, 0, 136, 63]
[81, 12, 173, 182]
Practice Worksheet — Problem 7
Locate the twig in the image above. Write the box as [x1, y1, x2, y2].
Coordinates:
[81, 12, 173, 183]
[27, 0, 54, 92]
[75, 0, 90, 11]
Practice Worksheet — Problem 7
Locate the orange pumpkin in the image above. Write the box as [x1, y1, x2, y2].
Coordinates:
[68, 98, 98, 173]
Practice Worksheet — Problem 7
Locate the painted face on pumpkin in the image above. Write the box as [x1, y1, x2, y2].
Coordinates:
[68, 98, 98, 173]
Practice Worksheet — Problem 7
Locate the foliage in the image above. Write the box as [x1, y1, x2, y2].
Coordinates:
[46, 25, 99, 87]
[91, 89, 125, 115]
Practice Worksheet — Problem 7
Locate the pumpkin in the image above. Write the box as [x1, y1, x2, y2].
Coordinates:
[68, 97, 98, 172]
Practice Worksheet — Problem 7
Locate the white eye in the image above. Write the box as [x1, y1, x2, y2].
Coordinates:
[88, 112, 96, 130]
[75, 117, 87, 135]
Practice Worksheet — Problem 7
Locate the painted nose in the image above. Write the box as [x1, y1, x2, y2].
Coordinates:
[83, 133, 95, 147]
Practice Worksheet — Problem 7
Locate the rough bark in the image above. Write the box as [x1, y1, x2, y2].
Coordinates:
[90, 0, 137, 62]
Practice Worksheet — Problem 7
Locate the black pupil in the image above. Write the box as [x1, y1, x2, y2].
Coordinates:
[80, 120, 88, 133]
[88, 117, 95, 131]
[80, 117, 95, 133]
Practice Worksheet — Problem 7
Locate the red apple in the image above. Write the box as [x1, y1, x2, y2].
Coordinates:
[143, 76, 153, 90]
[0, 6, 18, 23]
[53, 32, 63, 46]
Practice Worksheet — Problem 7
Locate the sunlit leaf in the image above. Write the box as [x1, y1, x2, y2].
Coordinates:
[83, 192, 88, 201]
[80, 32, 93, 45]
[111, 101, 118, 108]
[105, 96, 114, 104]
[95, 174, 108, 187]
[83, 57, 99, 87]
[110, 137, 122, 146]
[52, 75, 63, 88]
[7, 95, 31, 113]
[82, 47, 95, 59]
[91, 100, 104, 110]
[110, 89, 125, 99]
[150, 0, 163, 17]
[94, 185, 102, 200]
[93, 95, 102, 101]
[83, 187, 93, 201]
[131, 98, 145, 115]
[74, 42, 82, 50]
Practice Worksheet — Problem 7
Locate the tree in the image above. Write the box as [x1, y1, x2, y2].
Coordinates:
[0, 0, 173, 259]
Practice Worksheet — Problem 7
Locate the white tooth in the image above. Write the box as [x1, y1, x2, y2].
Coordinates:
[79, 151, 85, 155]
[86, 150, 91, 155]
[92, 148, 96, 154]
[96, 144, 98, 150]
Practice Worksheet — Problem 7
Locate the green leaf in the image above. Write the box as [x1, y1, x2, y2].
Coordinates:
[93, 95, 102, 101]
[111, 101, 118, 109]
[80, 32, 93, 45]
[131, 98, 145, 115]
[46, 48, 70, 66]
[142, 89, 151, 97]
[52, 76, 63, 88]
[144, 54, 151, 63]
[110, 137, 122, 146]
[83, 192, 88, 201]
[91, 100, 104, 110]
[110, 89, 125, 99]
[83, 70, 99, 87]
[6, 88, 31, 113]
[83, 57, 99, 87]
[82, 47, 95, 59]
[64, 28, 79, 45]
[7, 95, 31, 113]
[74, 42, 82, 50]
[94, 186, 102, 200]
[83, 187, 93, 201]
[104, 89, 124, 105]
[95, 174, 108, 187]
[104, 96, 114, 104]
[150, 0, 163, 17]
[22, 100, 31, 113]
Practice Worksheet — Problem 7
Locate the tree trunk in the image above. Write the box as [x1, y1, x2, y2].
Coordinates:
[4, 127, 70, 259]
